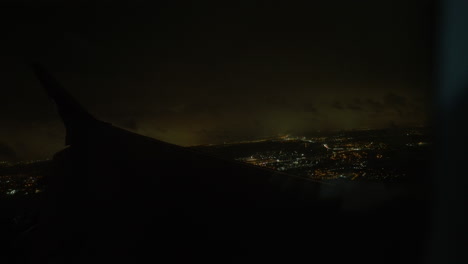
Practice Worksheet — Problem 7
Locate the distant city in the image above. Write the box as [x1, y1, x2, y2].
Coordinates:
[0, 127, 432, 197]
[0, 159, 51, 197]
[192, 127, 432, 183]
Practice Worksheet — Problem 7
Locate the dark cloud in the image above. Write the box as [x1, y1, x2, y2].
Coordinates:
[388, 120, 399, 129]
[197, 128, 233, 143]
[155, 127, 168, 134]
[363, 99, 384, 113]
[183, 102, 225, 115]
[119, 119, 138, 131]
[332, 94, 411, 115]
[384, 92, 407, 107]
[343, 98, 364, 111]
[302, 103, 318, 113]
[352, 98, 363, 104]
[332, 101, 344, 110]
[0, 142, 17, 161]
[346, 104, 363, 111]
[333, 100, 377, 112]
[266, 97, 292, 109]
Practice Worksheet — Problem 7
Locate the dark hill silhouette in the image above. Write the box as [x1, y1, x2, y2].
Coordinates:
[12, 64, 429, 264]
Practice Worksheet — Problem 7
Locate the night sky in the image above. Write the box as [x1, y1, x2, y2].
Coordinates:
[0, 1, 433, 160]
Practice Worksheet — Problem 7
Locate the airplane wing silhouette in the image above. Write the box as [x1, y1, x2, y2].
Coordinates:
[32, 64, 101, 146]
[27, 64, 333, 263]
[19, 64, 427, 264]
[31, 63, 323, 205]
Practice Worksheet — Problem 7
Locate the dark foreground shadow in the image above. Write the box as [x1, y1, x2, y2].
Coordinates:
[6, 65, 432, 264]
